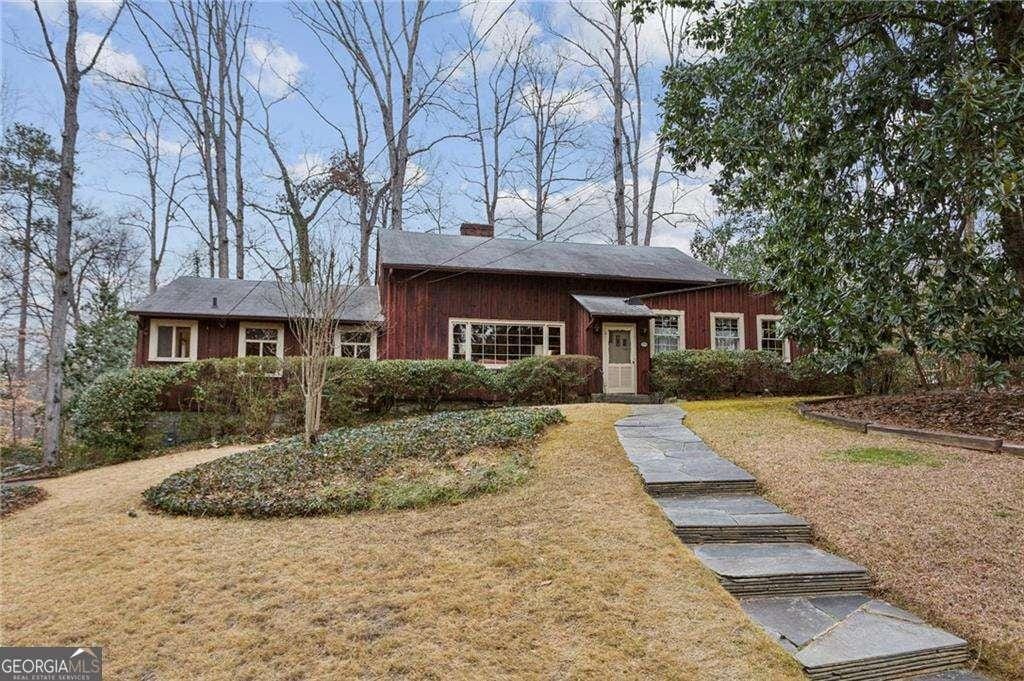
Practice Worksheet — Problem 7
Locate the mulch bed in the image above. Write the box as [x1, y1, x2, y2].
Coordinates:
[815, 388, 1024, 443]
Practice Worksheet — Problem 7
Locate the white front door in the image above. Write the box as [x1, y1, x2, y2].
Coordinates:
[602, 323, 637, 394]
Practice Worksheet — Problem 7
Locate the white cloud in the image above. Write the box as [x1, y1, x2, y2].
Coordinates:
[287, 152, 326, 180]
[11, 1, 124, 28]
[247, 39, 304, 99]
[405, 161, 429, 188]
[76, 32, 146, 85]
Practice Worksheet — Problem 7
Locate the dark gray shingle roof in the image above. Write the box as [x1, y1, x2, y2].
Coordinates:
[571, 294, 654, 318]
[378, 230, 728, 283]
[128, 277, 382, 323]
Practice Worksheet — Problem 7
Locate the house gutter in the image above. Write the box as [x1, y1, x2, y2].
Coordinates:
[624, 279, 754, 305]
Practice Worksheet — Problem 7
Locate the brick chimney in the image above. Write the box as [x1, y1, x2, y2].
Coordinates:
[460, 222, 494, 238]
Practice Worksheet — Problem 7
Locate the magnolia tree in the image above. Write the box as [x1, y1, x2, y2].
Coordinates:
[636, 0, 1024, 380]
[275, 247, 359, 447]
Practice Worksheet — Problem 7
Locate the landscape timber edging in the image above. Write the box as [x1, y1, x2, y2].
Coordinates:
[797, 400, 1020, 456]
[1001, 441, 1024, 458]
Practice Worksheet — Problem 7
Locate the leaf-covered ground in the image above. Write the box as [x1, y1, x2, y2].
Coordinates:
[0, 485, 46, 517]
[144, 407, 565, 517]
[685, 397, 1024, 680]
[1, 404, 801, 680]
[814, 388, 1024, 442]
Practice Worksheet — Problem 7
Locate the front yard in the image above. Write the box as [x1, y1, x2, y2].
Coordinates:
[1, 404, 800, 680]
[685, 397, 1024, 680]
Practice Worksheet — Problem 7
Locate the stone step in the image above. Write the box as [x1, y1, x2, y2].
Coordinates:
[615, 405, 981, 681]
[654, 493, 812, 544]
[741, 594, 973, 680]
[592, 393, 656, 404]
[692, 542, 871, 597]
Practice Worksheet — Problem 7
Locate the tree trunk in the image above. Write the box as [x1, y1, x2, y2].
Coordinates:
[215, 34, 230, 278]
[148, 168, 159, 293]
[42, 4, 83, 467]
[17, 183, 33, 379]
[611, 6, 627, 246]
[643, 139, 666, 246]
[533, 111, 544, 239]
[233, 96, 245, 279]
[991, 1, 1024, 290]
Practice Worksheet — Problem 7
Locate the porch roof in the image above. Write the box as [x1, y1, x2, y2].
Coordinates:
[571, 294, 655, 318]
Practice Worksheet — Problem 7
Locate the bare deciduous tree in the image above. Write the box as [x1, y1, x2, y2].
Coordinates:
[126, 0, 251, 278]
[98, 88, 194, 292]
[295, 0, 459, 233]
[555, 0, 628, 244]
[274, 246, 357, 447]
[512, 52, 600, 240]
[30, 0, 125, 466]
[449, 11, 529, 226]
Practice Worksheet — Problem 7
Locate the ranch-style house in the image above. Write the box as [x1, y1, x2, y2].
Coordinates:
[129, 223, 792, 396]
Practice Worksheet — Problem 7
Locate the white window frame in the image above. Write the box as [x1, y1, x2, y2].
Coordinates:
[334, 325, 377, 360]
[710, 312, 745, 351]
[448, 318, 566, 368]
[148, 318, 199, 363]
[756, 314, 791, 362]
[237, 321, 285, 360]
[649, 310, 685, 355]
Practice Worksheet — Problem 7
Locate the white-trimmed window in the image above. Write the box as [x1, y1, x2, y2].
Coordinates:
[650, 310, 685, 355]
[449, 319, 565, 367]
[237, 322, 284, 360]
[148, 319, 198, 362]
[710, 313, 744, 351]
[335, 326, 377, 359]
[757, 314, 791, 361]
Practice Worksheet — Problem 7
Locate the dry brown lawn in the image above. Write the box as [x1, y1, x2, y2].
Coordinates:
[1, 404, 801, 680]
[684, 397, 1024, 681]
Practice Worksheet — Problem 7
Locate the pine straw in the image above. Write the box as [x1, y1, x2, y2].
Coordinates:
[685, 397, 1024, 681]
[0, 405, 801, 680]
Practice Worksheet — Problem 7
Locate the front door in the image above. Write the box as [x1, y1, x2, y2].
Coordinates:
[602, 323, 637, 394]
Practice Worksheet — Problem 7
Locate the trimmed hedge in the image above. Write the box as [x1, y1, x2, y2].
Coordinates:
[143, 407, 565, 517]
[70, 367, 179, 461]
[497, 355, 599, 404]
[651, 349, 852, 398]
[69, 355, 597, 459]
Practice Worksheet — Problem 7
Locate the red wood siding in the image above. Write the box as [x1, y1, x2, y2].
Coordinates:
[134, 274, 787, 395]
[134, 316, 303, 367]
[642, 285, 783, 352]
[378, 269, 784, 394]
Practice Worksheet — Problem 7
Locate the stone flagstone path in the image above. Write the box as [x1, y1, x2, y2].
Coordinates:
[615, 404, 984, 681]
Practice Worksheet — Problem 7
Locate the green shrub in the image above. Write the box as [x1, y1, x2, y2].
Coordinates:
[143, 407, 565, 518]
[853, 350, 917, 395]
[498, 355, 599, 404]
[70, 367, 179, 460]
[651, 349, 851, 398]
[355, 359, 499, 412]
[175, 357, 287, 440]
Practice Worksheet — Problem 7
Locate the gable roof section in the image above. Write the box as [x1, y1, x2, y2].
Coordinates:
[128, 277, 382, 323]
[378, 230, 728, 284]
[571, 294, 654, 318]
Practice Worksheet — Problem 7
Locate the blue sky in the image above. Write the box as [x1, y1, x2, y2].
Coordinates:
[2, 0, 716, 283]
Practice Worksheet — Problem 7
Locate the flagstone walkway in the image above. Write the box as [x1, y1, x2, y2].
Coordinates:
[616, 404, 985, 681]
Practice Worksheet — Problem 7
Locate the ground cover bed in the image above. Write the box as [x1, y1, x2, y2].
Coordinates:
[0, 403, 802, 680]
[684, 397, 1024, 680]
[0, 485, 46, 517]
[144, 407, 565, 517]
[813, 387, 1024, 442]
